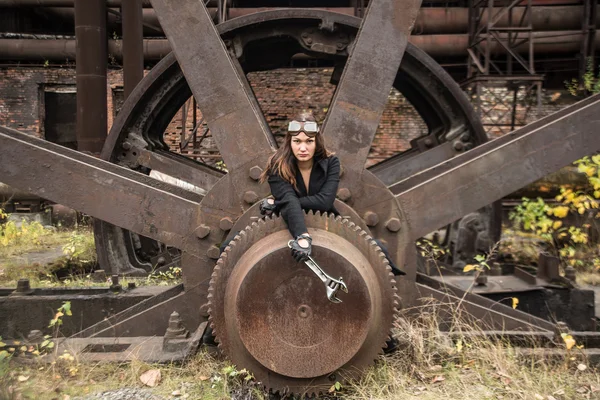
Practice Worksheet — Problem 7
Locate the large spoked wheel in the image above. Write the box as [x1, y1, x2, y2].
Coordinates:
[96, 10, 494, 276]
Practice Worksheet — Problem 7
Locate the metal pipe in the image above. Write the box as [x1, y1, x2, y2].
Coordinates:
[41, 6, 600, 35]
[121, 0, 144, 99]
[0, 0, 227, 7]
[74, 0, 106, 154]
[1, 31, 598, 61]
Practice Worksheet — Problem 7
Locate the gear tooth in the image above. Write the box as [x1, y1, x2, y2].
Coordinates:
[314, 210, 321, 217]
[334, 214, 343, 222]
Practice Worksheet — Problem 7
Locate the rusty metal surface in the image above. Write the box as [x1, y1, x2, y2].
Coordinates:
[0, 126, 202, 255]
[74, 0, 107, 154]
[321, 0, 421, 171]
[209, 213, 398, 394]
[149, 0, 276, 172]
[0, 285, 169, 338]
[397, 93, 600, 240]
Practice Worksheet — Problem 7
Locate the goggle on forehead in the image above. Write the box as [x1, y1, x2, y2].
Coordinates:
[288, 120, 319, 136]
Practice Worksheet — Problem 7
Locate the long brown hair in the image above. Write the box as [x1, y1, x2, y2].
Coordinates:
[260, 123, 333, 189]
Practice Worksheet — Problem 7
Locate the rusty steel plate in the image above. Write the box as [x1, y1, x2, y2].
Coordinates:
[208, 212, 399, 395]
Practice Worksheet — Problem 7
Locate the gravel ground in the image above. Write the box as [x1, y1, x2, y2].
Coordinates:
[73, 388, 167, 400]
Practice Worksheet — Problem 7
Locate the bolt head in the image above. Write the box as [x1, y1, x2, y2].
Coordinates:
[157, 256, 166, 266]
[306, 38, 313, 44]
[219, 217, 233, 231]
[243, 191, 260, 205]
[207, 245, 221, 260]
[122, 141, 132, 150]
[195, 224, 211, 239]
[460, 133, 471, 142]
[337, 188, 351, 202]
[363, 211, 379, 227]
[453, 141, 464, 151]
[336, 42, 344, 49]
[249, 166, 263, 181]
[424, 138, 434, 148]
[385, 218, 402, 232]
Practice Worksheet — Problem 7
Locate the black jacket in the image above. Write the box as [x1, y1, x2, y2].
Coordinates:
[268, 155, 340, 238]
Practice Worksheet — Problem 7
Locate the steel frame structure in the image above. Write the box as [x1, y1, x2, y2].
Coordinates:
[464, 0, 543, 136]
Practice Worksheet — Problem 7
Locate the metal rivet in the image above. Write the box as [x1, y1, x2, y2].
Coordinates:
[207, 245, 221, 260]
[337, 188, 351, 202]
[157, 256, 166, 266]
[306, 37, 313, 44]
[336, 42, 344, 49]
[424, 138, 434, 148]
[122, 141, 132, 150]
[363, 211, 379, 227]
[453, 141, 464, 151]
[219, 217, 233, 231]
[243, 191, 259, 205]
[249, 166, 263, 181]
[195, 224, 211, 239]
[460, 133, 471, 142]
[385, 218, 401, 232]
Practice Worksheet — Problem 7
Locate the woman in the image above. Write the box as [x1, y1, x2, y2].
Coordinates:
[259, 112, 338, 262]
[260, 112, 405, 277]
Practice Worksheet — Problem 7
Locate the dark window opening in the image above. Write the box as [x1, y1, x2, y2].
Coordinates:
[44, 89, 77, 150]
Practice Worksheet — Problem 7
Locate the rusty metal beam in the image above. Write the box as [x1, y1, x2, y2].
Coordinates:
[0, 126, 201, 255]
[149, 0, 276, 172]
[396, 94, 600, 241]
[321, 0, 422, 171]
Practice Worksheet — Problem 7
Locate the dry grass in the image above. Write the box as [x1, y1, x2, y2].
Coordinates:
[1, 303, 599, 400]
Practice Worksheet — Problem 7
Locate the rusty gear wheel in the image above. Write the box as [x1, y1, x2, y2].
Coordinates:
[208, 212, 400, 395]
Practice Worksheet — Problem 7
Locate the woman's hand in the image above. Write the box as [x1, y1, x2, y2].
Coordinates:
[290, 233, 312, 262]
[259, 198, 277, 216]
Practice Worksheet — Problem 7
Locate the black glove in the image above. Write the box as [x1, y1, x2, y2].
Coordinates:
[259, 198, 277, 216]
[290, 234, 312, 262]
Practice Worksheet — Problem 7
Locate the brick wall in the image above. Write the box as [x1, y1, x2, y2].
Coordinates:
[0, 66, 578, 168]
[0, 66, 124, 139]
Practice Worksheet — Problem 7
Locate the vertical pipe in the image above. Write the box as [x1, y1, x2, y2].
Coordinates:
[122, 0, 144, 99]
[74, 0, 107, 154]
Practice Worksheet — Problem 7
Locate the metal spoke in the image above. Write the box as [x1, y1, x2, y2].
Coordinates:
[0, 126, 201, 255]
[150, 0, 276, 172]
[396, 94, 600, 241]
[321, 0, 422, 171]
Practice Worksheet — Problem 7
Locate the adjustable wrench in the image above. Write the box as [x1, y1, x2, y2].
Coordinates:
[288, 241, 349, 303]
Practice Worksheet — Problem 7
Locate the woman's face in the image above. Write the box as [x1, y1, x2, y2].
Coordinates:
[291, 132, 316, 163]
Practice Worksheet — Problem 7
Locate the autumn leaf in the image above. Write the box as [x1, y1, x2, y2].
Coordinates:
[561, 333, 576, 350]
[552, 220, 562, 230]
[431, 375, 445, 384]
[552, 206, 569, 218]
[463, 264, 477, 273]
[512, 298, 519, 309]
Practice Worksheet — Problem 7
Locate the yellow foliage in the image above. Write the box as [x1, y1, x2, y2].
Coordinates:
[561, 333, 577, 350]
[512, 298, 519, 309]
[463, 264, 477, 273]
[552, 206, 569, 218]
[552, 220, 562, 230]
